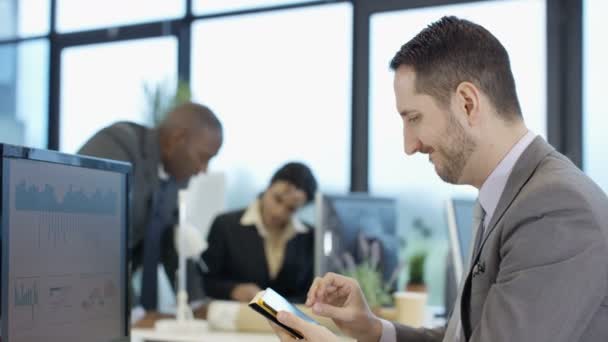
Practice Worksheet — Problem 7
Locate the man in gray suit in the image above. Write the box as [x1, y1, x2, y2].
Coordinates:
[270, 16, 608, 342]
[78, 102, 223, 311]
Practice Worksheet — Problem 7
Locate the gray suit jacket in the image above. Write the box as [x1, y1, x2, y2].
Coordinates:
[395, 137, 608, 341]
[78, 122, 204, 304]
[78, 122, 166, 255]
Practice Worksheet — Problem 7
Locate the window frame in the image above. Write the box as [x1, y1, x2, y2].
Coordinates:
[0, 0, 585, 190]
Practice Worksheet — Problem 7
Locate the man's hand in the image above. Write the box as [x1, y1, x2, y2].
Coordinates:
[230, 283, 261, 302]
[269, 311, 341, 342]
[305, 273, 383, 342]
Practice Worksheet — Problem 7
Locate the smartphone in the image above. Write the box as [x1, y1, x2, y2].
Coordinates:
[248, 288, 318, 339]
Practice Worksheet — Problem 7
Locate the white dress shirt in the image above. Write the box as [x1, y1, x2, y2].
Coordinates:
[379, 130, 536, 342]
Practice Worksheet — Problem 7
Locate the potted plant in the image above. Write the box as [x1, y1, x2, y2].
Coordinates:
[405, 251, 427, 293]
[343, 259, 392, 309]
[143, 79, 192, 125]
[335, 234, 404, 310]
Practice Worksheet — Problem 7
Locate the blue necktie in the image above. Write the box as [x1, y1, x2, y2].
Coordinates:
[140, 179, 175, 311]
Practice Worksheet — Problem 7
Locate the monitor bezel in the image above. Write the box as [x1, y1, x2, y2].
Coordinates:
[446, 198, 476, 285]
[446, 198, 465, 285]
[0, 143, 132, 339]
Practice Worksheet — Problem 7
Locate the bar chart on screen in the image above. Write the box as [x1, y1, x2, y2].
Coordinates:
[5, 158, 124, 340]
[13, 279, 39, 326]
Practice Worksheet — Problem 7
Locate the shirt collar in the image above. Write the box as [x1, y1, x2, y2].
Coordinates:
[478, 130, 536, 226]
[157, 165, 193, 189]
[158, 165, 169, 181]
[240, 199, 308, 237]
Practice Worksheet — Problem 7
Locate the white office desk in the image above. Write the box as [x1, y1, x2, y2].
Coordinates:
[129, 303, 444, 342]
[131, 326, 279, 342]
[131, 322, 354, 342]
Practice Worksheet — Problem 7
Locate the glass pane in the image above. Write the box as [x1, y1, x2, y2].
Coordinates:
[60, 37, 177, 153]
[191, 3, 352, 209]
[57, 0, 185, 33]
[0, 40, 49, 148]
[0, 0, 50, 39]
[583, 0, 608, 192]
[194, 0, 318, 15]
[369, 0, 546, 306]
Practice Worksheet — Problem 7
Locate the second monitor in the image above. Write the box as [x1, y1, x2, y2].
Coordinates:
[314, 193, 399, 283]
[446, 198, 477, 284]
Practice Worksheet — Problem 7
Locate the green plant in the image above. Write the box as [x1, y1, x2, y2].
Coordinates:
[143, 79, 192, 125]
[343, 261, 392, 308]
[407, 251, 427, 285]
[336, 235, 403, 308]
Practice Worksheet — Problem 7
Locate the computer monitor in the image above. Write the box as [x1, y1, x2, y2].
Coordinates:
[445, 198, 476, 283]
[1, 144, 130, 342]
[315, 193, 399, 283]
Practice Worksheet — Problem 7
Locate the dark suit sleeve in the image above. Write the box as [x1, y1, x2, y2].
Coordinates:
[77, 126, 143, 309]
[77, 126, 144, 254]
[201, 215, 239, 299]
[394, 324, 444, 342]
[77, 127, 138, 245]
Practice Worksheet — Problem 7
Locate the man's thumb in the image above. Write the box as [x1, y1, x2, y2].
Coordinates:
[312, 302, 353, 321]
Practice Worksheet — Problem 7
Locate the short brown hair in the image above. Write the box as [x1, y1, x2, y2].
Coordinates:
[390, 16, 522, 119]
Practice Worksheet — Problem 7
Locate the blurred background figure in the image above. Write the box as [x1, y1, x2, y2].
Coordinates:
[78, 102, 223, 311]
[202, 161, 317, 303]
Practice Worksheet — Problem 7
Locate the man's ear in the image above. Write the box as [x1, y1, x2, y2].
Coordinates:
[455, 81, 481, 127]
[166, 128, 188, 152]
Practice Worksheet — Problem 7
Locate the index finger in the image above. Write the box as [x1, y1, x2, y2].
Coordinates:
[311, 273, 351, 303]
[306, 277, 323, 306]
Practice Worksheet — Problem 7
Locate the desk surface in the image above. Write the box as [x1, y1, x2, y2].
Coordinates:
[130, 303, 443, 342]
[131, 326, 280, 342]
[131, 323, 355, 342]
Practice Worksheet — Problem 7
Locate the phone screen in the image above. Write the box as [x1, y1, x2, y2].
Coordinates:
[262, 288, 318, 325]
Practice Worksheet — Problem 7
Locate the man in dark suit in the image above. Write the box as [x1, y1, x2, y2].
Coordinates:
[78, 102, 223, 311]
[269, 16, 608, 342]
[202, 162, 317, 303]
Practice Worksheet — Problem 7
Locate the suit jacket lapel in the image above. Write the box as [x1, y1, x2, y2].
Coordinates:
[470, 136, 554, 268]
[460, 137, 555, 340]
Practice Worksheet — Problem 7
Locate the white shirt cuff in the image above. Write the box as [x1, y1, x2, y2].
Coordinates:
[379, 319, 397, 342]
[130, 305, 146, 325]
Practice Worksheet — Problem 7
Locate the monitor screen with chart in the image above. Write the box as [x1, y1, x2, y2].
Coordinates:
[1, 144, 130, 342]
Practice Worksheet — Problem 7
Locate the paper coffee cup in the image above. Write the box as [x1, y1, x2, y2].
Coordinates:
[393, 291, 427, 327]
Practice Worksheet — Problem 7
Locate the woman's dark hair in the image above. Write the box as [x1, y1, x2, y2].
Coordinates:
[270, 162, 317, 203]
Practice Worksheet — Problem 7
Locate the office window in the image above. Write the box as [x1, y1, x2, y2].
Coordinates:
[193, 0, 319, 15]
[369, 0, 546, 306]
[583, 0, 608, 192]
[191, 3, 352, 209]
[60, 37, 177, 153]
[0, 0, 50, 39]
[0, 40, 48, 148]
[57, 0, 185, 33]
